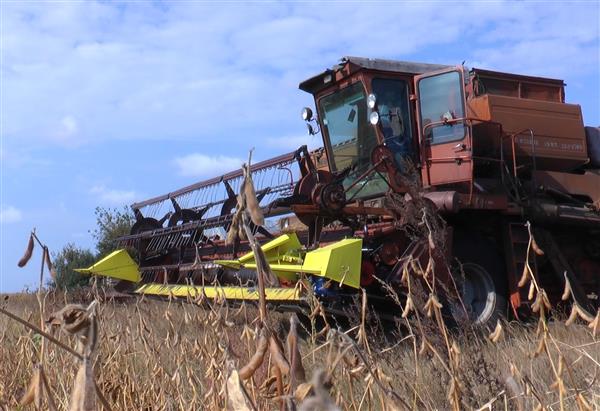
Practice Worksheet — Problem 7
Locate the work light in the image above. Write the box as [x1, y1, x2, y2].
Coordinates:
[367, 93, 377, 109]
[301, 107, 313, 121]
[369, 111, 380, 125]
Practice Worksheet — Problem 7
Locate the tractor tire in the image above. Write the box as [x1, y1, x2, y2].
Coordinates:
[452, 232, 508, 326]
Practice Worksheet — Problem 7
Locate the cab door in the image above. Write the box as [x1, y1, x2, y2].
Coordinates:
[414, 68, 472, 187]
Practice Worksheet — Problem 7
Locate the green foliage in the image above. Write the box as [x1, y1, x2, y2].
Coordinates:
[50, 207, 135, 289]
[91, 206, 135, 257]
[52, 243, 97, 289]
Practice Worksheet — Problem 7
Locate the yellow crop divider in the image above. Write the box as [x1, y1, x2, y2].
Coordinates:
[216, 234, 363, 288]
[74, 249, 141, 283]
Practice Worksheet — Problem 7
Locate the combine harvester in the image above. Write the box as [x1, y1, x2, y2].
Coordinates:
[78, 57, 600, 325]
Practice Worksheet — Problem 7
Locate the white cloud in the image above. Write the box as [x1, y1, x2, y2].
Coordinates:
[51, 115, 80, 145]
[90, 185, 137, 205]
[61, 115, 78, 134]
[0, 205, 23, 224]
[0, 146, 54, 169]
[173, 153, 243, 178]
[473, 38, 599, 79]
[2, 1, 597, 152]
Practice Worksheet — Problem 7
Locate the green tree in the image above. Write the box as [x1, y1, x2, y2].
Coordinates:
[52, 243, 97, 289]
[50, 207, 135, 289]
[91, 206, 135, 257]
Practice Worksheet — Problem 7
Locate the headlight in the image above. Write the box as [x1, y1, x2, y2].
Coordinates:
[301, 107, 313, 121]
[367, 93, 377, 109]
[369, 111, 380, 125]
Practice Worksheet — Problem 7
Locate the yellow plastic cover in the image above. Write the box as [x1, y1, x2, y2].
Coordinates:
[74, 249, 141, 283]
[302, 238, 362, 288]
[216, 235, 363, 288]
[241, 232, 302, 262]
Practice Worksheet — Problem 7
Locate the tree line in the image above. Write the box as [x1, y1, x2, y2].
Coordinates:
[52, 207, 134, 289]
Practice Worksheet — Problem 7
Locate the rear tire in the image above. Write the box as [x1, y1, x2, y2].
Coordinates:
[452, 233, 508, 326]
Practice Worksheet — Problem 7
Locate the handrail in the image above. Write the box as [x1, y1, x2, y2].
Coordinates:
[421, 116, 503, 142]
[421, 116, 468, 141]
[421, 116, 504, 206]
[507, 128, 536, 200]
[504, 128, 536, 178]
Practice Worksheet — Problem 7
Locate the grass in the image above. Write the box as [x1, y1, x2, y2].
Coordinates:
[1, 290, 598, 410]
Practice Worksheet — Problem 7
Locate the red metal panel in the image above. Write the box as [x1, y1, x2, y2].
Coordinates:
[468, 95, 588, 171]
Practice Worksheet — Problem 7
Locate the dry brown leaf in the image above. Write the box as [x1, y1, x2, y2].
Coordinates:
[533, 336, 546, 357]
[588, 310, 600, 337]
[561, 275, 571, 301]
[531, 236, 544, 256]
[427, 232, 435, 250]
[287, 314, 306, 386]
[528, 281, 536, 302]
[294, 382, 313, 402]
[517, 264, 529, 288]
[226, 368, 254, 411]
[424, 293, 442, 318]
[531, 290, 550, 314]
[68, 360, 96, 411]
[269, 335, 290, 376]
[489, 320, 504, 343]
[19, 367, 41, 406]
[418, 338, 428, 356]
[243, 170, 264, 227]
[565, 304, 579, 326]
[576, 393, 592, 411]
[401, 296, 414, 318]
[48, 304, 90, 336]
[226, 207, 243, 246]
[298, 370, 339, 411]
[43, 247, 57, 278]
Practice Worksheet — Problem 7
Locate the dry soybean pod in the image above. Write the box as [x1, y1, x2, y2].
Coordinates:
[18, 234, 35, 268]
[239, 330, 269, 380]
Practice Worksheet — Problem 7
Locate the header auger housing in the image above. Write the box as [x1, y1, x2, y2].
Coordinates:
[79, 56, 600, 325]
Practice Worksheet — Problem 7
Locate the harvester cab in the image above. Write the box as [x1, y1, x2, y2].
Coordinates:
[300, 56, 599, 209]
[298, 57, 445, 200]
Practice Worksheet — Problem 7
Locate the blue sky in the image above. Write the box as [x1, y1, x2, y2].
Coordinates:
[1, 1, 599, 292]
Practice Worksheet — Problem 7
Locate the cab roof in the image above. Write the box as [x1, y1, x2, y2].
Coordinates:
[299, 56, 451, 94]
[298, 56, 565, 95]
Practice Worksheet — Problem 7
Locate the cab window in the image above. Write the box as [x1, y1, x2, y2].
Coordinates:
[319, 82, 387, 198]
[418, 71, 466, 144]
[372, 78, 413, 164]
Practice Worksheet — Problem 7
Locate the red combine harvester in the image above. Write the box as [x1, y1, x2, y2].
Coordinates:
[80, 57, 600, 325]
